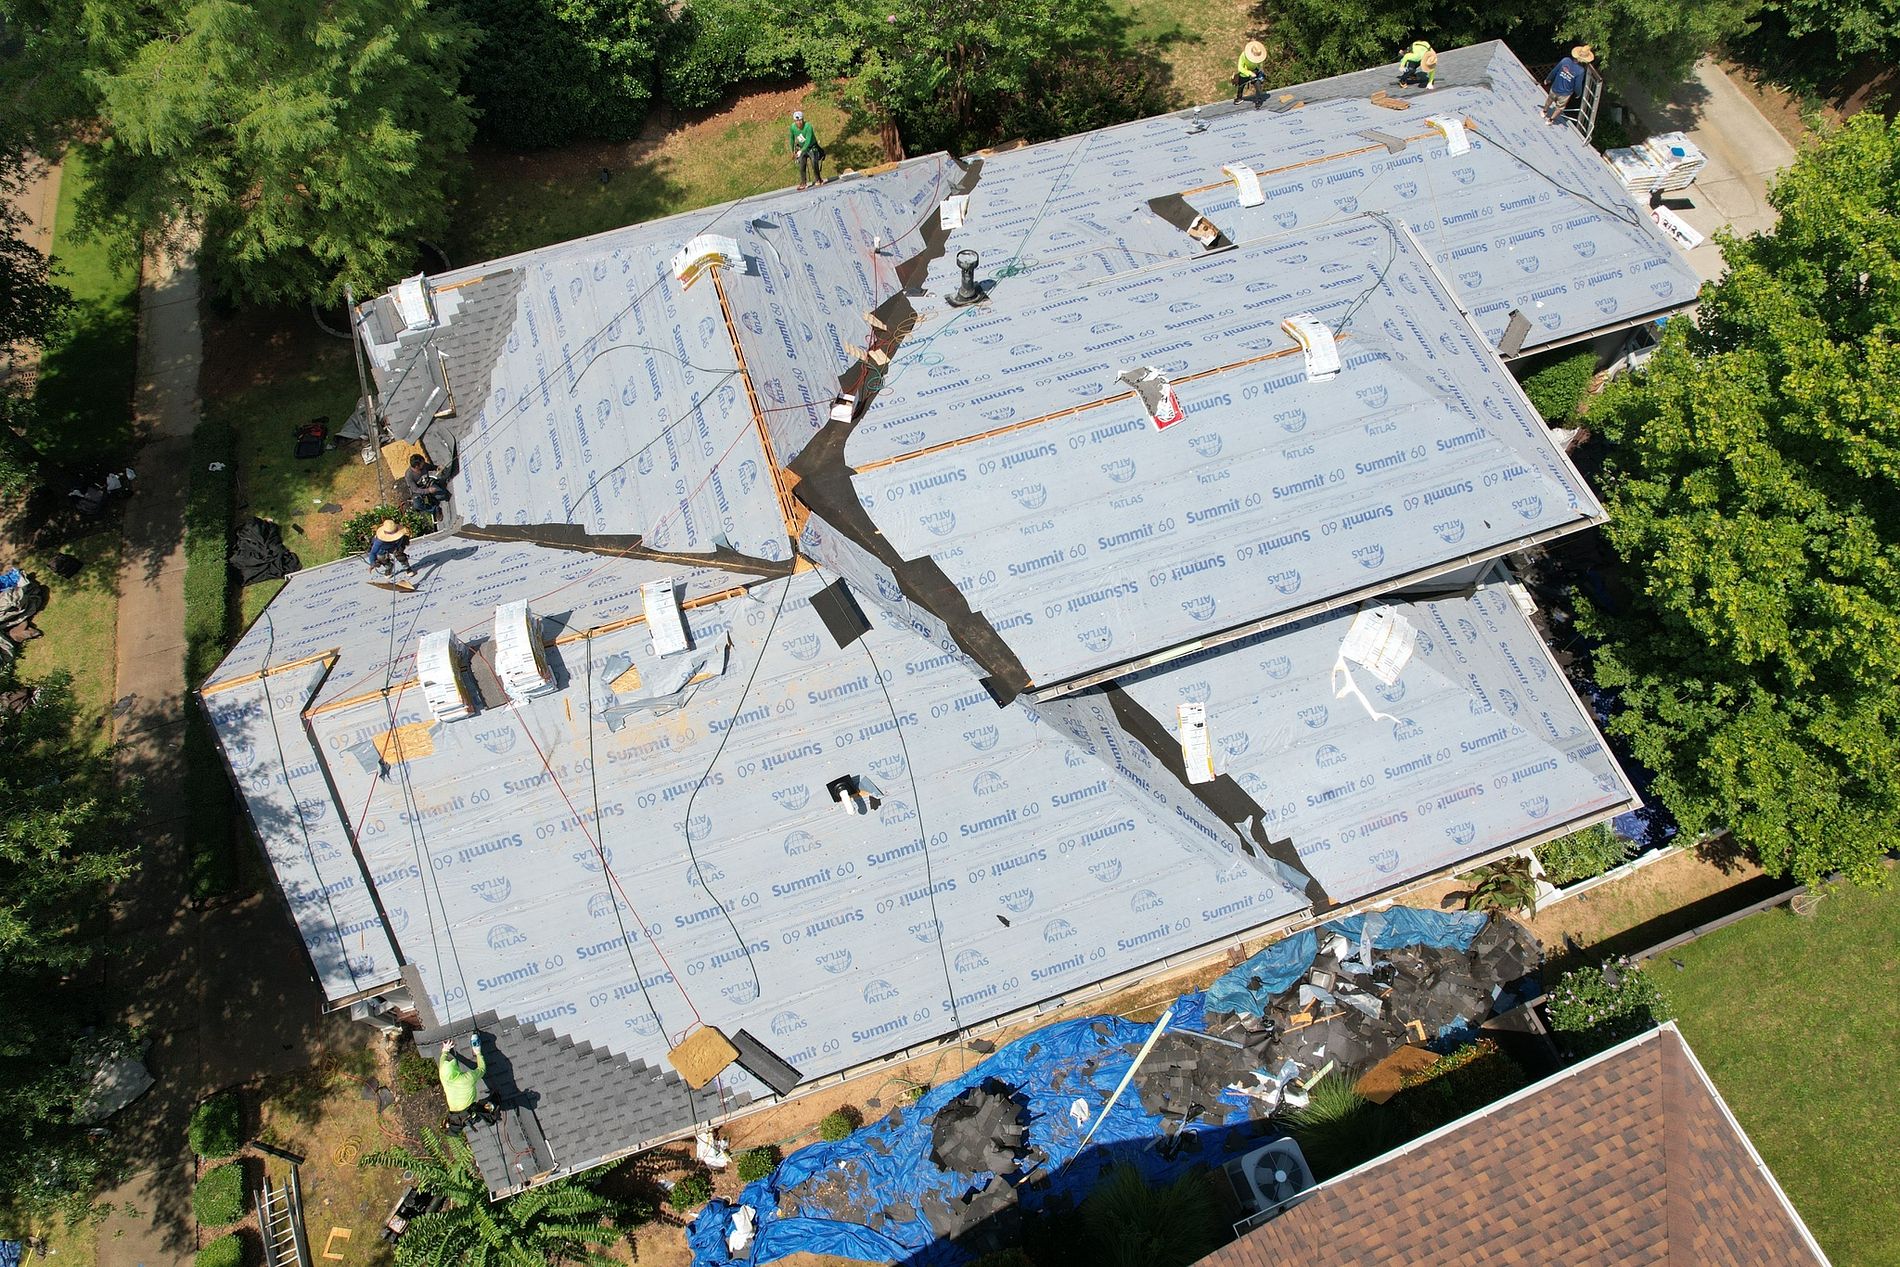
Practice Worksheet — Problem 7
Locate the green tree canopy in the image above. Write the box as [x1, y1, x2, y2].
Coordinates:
[452, 0, 668, 149]
[66, 0, 475, 305]
[1736, 0, 1900, 93]
[361, 1127, 645, 1267]
[0, 670, 135, 1219]
[1582, 113, 1900, 887]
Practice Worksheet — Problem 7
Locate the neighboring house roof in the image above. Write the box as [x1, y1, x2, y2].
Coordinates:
[1203, 1024, 1830, 1267]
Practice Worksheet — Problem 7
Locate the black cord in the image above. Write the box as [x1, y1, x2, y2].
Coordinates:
[1333, 211, 1401, 336]
[1474, 127, 1645, 230]
[567, 341, 741, 386]
[674, 572, 795, 999]
[255, 613, 366, 994]
[809, 564, 963, 1033]
[559, 370, 742, 525]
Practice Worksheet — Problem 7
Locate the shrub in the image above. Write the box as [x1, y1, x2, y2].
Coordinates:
[192, 1162, 246, 1226]
[668, 1170, 712, 1210]
[818, 1109, 856, 1142]
[189, 1090, 243, 1159]
[195, 1235, 243, 1267]
[660, 0, 802, 111]
[1458, 856, 1537, 915]
[457, 0, 668, 147]
[1076, 1163, 1223, 1267]
[734, 1145, 778, 1182]
[396, 1048, 436, 1096]
[1392, 1039, 1528, 1135]
[1281, 1075, 1395, 1179]
[1518, 349, 1598, 424]
[1535, 824, 1636, 886]
[1546, 958, 1674, 1056]
[339, 505, 435, 556]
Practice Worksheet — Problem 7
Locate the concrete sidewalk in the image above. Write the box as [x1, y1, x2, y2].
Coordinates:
[1626, 58, 1800, 283]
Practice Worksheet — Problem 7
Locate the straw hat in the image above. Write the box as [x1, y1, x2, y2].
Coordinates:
[374, 519, 407, 543]
[1573, 45, 1595, 63]
[1244, 40, 1267, 64]
[1421, 50, 1439, 70]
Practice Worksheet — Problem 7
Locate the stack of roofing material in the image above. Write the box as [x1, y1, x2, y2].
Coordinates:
[1605, 146, 1666, 196]
[1643, 131, 1708, 190]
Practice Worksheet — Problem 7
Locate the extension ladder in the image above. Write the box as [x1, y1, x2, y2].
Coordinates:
[257, 1170, 313, 1267]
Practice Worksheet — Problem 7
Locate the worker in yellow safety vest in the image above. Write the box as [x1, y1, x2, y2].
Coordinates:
[1234, 39, 1268, 105]
[438, 1034, 486, 1116]
[1398, 41, 1438, 88]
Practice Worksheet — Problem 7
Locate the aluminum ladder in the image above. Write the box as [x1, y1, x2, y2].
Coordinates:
[257, 1169, 313, 1267]
[1570, 65, 1604, 144]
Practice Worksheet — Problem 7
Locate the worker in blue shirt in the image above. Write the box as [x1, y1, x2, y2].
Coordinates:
[1543, 45, 1594, 122]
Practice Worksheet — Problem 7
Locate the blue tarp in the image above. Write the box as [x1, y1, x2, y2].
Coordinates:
[688, 909, 1484, 1267]
[1203, 907, 1489, 1019]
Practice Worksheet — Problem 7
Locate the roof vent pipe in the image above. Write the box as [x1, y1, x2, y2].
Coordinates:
[946, 250, 986, 307]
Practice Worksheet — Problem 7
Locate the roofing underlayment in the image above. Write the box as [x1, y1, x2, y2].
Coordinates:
[212, 39, 1667, 1195]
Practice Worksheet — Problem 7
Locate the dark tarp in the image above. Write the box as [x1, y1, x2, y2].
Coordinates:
[230, 518, 302, 584]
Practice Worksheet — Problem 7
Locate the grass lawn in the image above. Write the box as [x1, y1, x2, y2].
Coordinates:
[1654, 880, 1900, 1267]
[33, 145, 140, 474]
[1114, 0, 1262, 106]
[11, 529, 121, 751]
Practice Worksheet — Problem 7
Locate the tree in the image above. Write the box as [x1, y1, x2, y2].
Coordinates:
[1735, 0, 1900, 92]
[796, 0, 1169, 161]
[453, 0, 668, 149]
[1581, 114, 1900, 888]
[75, 0, 475, 306]
[361, 1128, 644, 1267]
[1265, 0, 1750, 91]
[0, 670, 135, 1220]
[0, 169, 70, 494]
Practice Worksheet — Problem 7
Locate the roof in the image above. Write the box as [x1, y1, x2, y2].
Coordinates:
[1203, 1024, 1830, 1266]
[832, 216, 1605, 693]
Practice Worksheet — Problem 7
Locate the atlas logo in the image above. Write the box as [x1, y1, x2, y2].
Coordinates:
[1517, 255, 1541, 274]
[981, 406, 1017, 422]
[687, 860, 726, 889]
[921, 510, 957, 537]
[576, 846, 613, 874]
[1274, 211, 1298, 229]
[964, 725, 1000, 752]
[1078, 627, 1113, 653]
[783, 633, 822, 662]
[723, 980, 759, 1006]
[1101, 459, 1137, 484]
[862, 978, 899, 1005]
[1182, 596, 1217, 622]
[1513, 495, 1545, 520]
[1189, 433, 1223, 458]
[1260, 655, 1292, 680]
[741, 310, 763, 335]
[1458, 618, 1481, 643]
[1447, 821, 1478, 847]
[472, 877, 513, 904]
[385, 906, 412, 934]
[1355, 385, 1389, 409]
[1181, 679, 1212, 703]
[1436, 519, 1467, 544]
[770, 1009, 808, 1038]
[474, 725, 517, 756]
[1044, 918, 1078, 944]
[815, 949, 853, 975]
[954, 949, 990, 974]
[487, 924, 528, 952]
[1392, 718, 1423, 741]
[1650, 280, 1675, 298]
[1298, 705, 1329, 729]
[1219, 731, 1252, 758]
[1270, 570, 1302, 595]
[1371, 848, 1401, 874]
[627, 1011, 661, 1037]
[1394, 180, 1418, 198]
[869, 754, 907, 782]
[1130, 889, 1165, 913]
[1316, 743, 1348, 770]
[1498, 688, 1521, 716]
[1002, 888, 1035, 913]
[773, 785, 812, 812]
[586, 892, 626, 919]
[783, 829, 822, 857]
[1521, 795, 1551, 819]
[1595, 297, 1619, 315]
[1089, 859, 1123, 884]
[1013, 484, 1049, 510]
[296, 797, 331, 825]
[738, 458, 760, 493]
[972, 770, 1008, 797]
[1373, 678, 1407, 704]
[1414, 631, 1437, 656]
[1541, 312, 1563, 330]
[1354, 544, 1386, 569]
[1276, 408, 1307, 434]
[1453, 166, 1476, 185]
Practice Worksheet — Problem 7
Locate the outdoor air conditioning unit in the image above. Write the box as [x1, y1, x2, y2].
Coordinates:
[494, 600, 556, 704]
[1225, 1138, 1316, 1223]
[416, 630, 475, 723]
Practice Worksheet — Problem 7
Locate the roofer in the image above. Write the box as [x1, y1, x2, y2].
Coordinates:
[789, 110, 825, 191]
[437, 1034, 487, 1123]
[1398, 41, 1437, 88]
[1234, 40, 1269, 106]
[1543, 45, 1595, 122]
[366, 518, 416, 582]
[401, 453, 448, 518]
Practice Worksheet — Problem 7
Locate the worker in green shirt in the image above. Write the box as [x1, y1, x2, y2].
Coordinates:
[1398, 40, 1438, 88]
[437, 1034, 486, 1117]
[789, 110, 825, 190]
[1233, 40, 1268, 106]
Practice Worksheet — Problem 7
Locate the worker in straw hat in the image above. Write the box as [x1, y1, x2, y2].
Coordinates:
[1233, 40, 1269, 106]
[366, 517, 417, 583]
[1397, 40, 1437, 88]
[1543, 45, 1596, 122]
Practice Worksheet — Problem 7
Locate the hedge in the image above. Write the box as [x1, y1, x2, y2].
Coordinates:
[1547, 959, 1674, 1056]
[1535, 824, 1636, 886]
[668, 1171, 712, 1210]
[1517, 349, 1598, 425]
[189, 1090, 242, 1159]
[183, 421, 238, 899]
[192, 1162, 246, 1227]
[734, 1145, 778, 1182]
[339, 505, 435, 556]
[195, 1235, 242, 1267]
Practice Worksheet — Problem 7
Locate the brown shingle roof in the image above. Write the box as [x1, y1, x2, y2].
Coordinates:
[1203, 1025, 1827, 1266]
